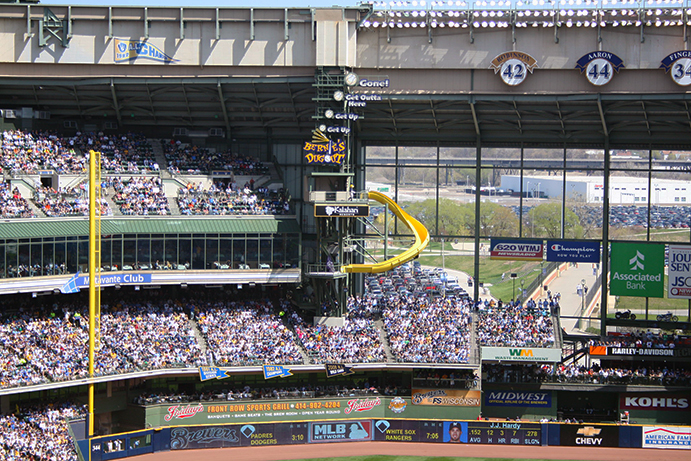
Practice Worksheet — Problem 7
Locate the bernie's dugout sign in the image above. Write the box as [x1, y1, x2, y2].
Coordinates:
[490, 239, 543, 260]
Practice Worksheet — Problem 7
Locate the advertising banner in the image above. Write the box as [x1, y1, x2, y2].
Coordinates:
[309, 420, 372, 443]
[546, 240, 600, 263]
[589, 346, 690, 358]
[642, 426, 691, 449]
[610, 242, 665, 298]
[481, 347, 562, 362]
[411, 389, 481, 407]
[490, 239, 543, 261]
[169, 423, 309, 450]
[620, 394, 689, 412]
[314, 204, 370, 217]
[373, 419, 424, 442]
[559, 424, 620, 447]
[484, 391, 552, 407]
[668, 244, 691, 299]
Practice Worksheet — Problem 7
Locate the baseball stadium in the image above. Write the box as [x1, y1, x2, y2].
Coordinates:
[0, 0, 689, 460]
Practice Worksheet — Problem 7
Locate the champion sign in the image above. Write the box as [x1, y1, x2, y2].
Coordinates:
[546, 240, 600, 263]
[490, 239, 543, 261]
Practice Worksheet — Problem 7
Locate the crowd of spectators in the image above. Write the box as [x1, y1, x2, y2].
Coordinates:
[163, 141, 267, 175]
[1, 129, 86, 174]
[112, 176, 170, 215]
[484, 363, 691, 386]
[291, 296, 387, 364]
[33, 185, 112, 217]
[177, 181, 290, 215]
[0, 181, 35, 218]
[68, 131, 158, 174]
[588, 331, 689, 349]
[476, 298, 555, 347]
[381, 294, 473, 363]
[0, 401, 85, 461]
[0, 297, 207, 389]
[196, 299, 303, 367]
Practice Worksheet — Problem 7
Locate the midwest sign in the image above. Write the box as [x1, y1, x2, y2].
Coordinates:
[610, 242, 664, 298]
[481, 347, 562, 362]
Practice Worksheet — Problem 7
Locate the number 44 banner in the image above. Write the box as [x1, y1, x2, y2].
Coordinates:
[610, 242, 665, 298]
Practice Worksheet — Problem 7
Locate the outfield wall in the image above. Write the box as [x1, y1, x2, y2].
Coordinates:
[80, 421, 690, 460]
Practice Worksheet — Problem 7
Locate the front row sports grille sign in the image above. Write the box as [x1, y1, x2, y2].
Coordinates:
[610, 242, 665, 298]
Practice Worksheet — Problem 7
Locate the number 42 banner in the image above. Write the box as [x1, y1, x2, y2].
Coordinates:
[610, 242, 665, 298]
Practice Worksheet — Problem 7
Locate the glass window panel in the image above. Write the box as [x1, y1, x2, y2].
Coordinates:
[18, 243, 29, 276]
[566, 172, 603, 240]
[260, 237, 272, 267]
[439, 146, 475, 162]
[42, 242, 55, 275]
[610, 149, 650, 171]
[78, 241, 89, 271]
[652, 149, 691, 172]
[566, 148, 604, 171]
[164, 238, 177, 268]
[123, 240, 136, 268]
[649, 171, 691, 241]
[101, 238, 112, 271]
[178, 238, 192, 269]
[0, 244, 5, 278]
[608, 171, 651, 242]
[30, 243, 42, 276]
[273, 237, 285, 268]
[206, 239, 219, 269]
[234, 238, 246, 268]
[192, 238, 205, 269]
[137, 239, 151, 267]
[246, 235, 259, 268]
[648, 296, 689, 323]
[151, 239, 164, 267]
[66, 240, 81, 273]
[286, 235, 299, 268]
[219, 238, 232, 267]
[111, 239, 123, 270]
[365, 145, 396, 166]
[398, 165, 438, 235]
[54, 239, 66, 274]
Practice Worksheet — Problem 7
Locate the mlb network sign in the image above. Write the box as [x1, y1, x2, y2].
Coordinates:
[610, 242, 664, 298]
[481, 347, 562, 362]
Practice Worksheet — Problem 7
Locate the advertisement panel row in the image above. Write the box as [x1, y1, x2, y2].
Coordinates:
[146, 396, 480, 427]
[169, 420, 543, 449]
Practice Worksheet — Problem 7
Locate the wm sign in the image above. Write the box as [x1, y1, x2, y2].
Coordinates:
[509, 349, 533, 357]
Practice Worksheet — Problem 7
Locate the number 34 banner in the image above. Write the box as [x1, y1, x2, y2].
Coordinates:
[610, 242, 665, 298]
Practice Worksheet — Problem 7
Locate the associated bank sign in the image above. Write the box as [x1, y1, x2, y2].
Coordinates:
[481, 347, 561, 362]
[610, 242, 664, 298]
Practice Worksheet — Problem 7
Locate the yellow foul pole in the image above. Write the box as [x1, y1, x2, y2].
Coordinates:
[88, 150, 102, 437]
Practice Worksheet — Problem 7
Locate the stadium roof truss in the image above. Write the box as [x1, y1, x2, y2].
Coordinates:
[2, 76, 691, 149]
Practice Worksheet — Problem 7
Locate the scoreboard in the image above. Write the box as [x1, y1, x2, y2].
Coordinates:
[466, 422, 541, 445]
[372, 420, 542, 445]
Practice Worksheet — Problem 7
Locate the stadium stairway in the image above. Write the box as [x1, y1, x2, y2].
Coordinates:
[374, 319, 396, 362]
[188, 318, 210, 360]
[102, 189, 122, 216]
[152, 140, 171, 179]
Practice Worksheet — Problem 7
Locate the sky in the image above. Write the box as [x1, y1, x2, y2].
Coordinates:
[40, 0, 362, 7]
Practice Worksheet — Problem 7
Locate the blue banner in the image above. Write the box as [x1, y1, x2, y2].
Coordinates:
[199, 367, 231, 381]
[546, 241, 600, 263]
[575, 51, 624, 73]
[325, 364, 355, 378]
[485, 391, 552, 407]
[61, 273, 154, 293]
[263, 365, 292, 379]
